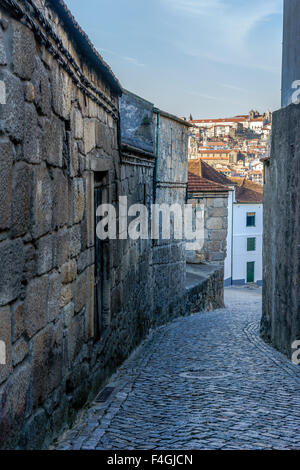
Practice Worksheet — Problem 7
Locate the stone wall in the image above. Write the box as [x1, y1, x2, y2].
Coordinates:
[261, 103, 300, 359]
[186, 195, 229, 265]
[0, 0, 122, 450]
[0, 0, 224, 450]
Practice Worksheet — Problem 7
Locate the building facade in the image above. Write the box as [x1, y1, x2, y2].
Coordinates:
[225, 179, 263, 287]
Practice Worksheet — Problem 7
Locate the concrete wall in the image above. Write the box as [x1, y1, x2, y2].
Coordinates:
[281, 0, 300, 107]
[261, 104, 300, 359]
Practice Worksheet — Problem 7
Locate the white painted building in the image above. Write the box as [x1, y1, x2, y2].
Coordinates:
[225, 179, 263, 286]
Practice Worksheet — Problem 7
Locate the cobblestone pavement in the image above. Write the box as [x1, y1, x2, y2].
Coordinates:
[55, 287, 300, 450]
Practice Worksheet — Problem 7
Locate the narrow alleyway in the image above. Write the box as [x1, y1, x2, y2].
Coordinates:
[55, 288, 300, 450]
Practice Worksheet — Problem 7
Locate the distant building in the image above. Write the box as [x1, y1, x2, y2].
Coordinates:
[225, 179, 263, 286]
[187, 111, 270, 187]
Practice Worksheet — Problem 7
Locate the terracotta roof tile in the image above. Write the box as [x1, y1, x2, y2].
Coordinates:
[229, 177, 263, 203]
[188, 159, 233, 194]
[188, 172, 230, 193]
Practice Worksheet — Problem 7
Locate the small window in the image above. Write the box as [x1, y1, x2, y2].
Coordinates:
[246, 212, 256, 227]
[247, 237, 256, 252]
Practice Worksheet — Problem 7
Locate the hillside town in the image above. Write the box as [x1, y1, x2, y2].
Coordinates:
[186, 110, 272, 185]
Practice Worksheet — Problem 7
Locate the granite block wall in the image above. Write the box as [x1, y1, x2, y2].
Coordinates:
[261, 103, 300, 359]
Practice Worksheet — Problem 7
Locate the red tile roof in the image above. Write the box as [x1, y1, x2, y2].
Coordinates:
[188, 172, 230, 193]
[229, 177, 263, 203]
[188, 159, 232, 193]
[198, 149, 233, 154]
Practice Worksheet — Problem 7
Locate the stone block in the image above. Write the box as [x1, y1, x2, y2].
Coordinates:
[210, 229, 227, 241]
[53, 229, 69, 267]
[0, 30, 7, 65]
[206, 217, 223, 230]
[0, 306, 12, 385]
[0, 239, 24, 306]
[24, 276, 48, 338]
[83, 119, 96, 155]
[12, 302, 24, 342]
[61, 260, 77, 285]
[70, 224, 81, 258]
[73, 270, 88, 313]
[51, 64, 72, 120]
[25, 83, 35, 103]
[213, 198, 227, 208]
[77, 248, 94, 274]
[0, 141, 13, 231]
[72, 178, 85, 224]
[43, 115, 64, 167]
[60, 285, 73, 308]
[23, 104, 41, 164]
[32, 56, 51, 116]
[52, 169, 69, 229]
[67, 314, 84, 364]
[208, 207, 227, 218]
[31, 165, 52, 239]
[12, 338, 28, 367]
[12, 20, 35, 80]
[36, 234, 54, 276]
[11, 162, 32, 238]
[31, 323, 63, 408]
[0, 363, 31, 449]
[23, 243, 36, 285]
[70, 141, 79, 177]
[62, 302, 74, 329]
[95, 121, 112, 154]
[0, 69, 25, 142]
[73, 109, 83, 139]
[47, 272, 62, 323]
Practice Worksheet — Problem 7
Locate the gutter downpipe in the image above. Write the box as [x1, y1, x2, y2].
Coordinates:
[231, 188, 234, 286]
[154, 110, 160, 203]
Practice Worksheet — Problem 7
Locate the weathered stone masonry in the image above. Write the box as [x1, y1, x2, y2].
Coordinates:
[261, 104, 300, 358]
[0, 0, 224, 449]
[261, 0, 300, 360]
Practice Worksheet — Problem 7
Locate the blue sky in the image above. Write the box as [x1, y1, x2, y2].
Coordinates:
[64, 0, 283, 119]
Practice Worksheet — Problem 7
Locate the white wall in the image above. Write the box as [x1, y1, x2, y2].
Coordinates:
[232, 203, 263, 285]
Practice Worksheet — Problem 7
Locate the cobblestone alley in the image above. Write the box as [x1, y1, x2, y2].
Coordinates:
[55, 287, 300, 450]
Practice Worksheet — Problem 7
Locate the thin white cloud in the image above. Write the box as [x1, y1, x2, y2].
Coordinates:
[123, 56, 145, 67]
[98, 48, 145, 67]
[161, 0, 282, 71]
[220, 83, 247, 93]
